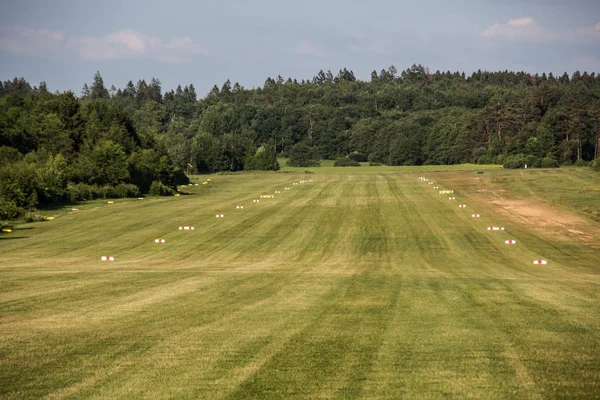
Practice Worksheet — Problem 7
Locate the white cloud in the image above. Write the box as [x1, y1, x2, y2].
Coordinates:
[71, 29, 204, 63]
[575, 21, 600, 43]
[481, 17, 555, 42]
[0, 25, 65, 56]
[0, 25, 204, 63]
[482, 18, 600, 44]
[295, 40, 315, 56]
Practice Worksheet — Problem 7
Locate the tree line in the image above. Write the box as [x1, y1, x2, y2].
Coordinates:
[1, 64, 600, 219]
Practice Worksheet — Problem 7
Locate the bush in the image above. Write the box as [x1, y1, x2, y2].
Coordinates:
[503, 154, 525, 169]
[66, 183, 114, 201]
[573, 159, 588, 167]
[113, 183, 141, 198]
[477, 155, 494, 165]
[541, 157, 559, 168]
[333, 158, 361, 167]
[524, 155, 542, 168]
[149, 181, 174, 196]
[287, 142, 321, 167]
[23, 211, 45, 222]
[591, 159, 600, 172]
[347, 151, 366, 162]
[368, 161, 382, 166]
[247, 145, 280, 171]
[0, 197, 23, 220]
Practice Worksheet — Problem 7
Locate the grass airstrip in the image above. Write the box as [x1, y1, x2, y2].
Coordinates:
[1, 165, 599, 399]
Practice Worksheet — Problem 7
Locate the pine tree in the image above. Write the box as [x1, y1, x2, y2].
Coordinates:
[81, 83, 90, 100]
[90, 71, 109, 100]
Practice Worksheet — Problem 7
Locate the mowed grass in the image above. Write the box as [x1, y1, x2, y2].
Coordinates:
[1, 170, 599, 399]
[277, 158, 502, 173]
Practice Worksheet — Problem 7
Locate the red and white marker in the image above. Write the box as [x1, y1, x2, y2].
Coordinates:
[155, 239, 165, 243]
[285, 187, 290, 190]
[216, 214, 224, 218]
[428, 182, 434, 185]
[253, 199, 260, 203]
[459, 204, 467, 208]
[505, 240, 516, 244]
[487, 226, 505, 231]
[433, 186, 439, 189]
[533, 260, 547, 265]
[449, 196, 456, 200]
[179, 226, 194, 230]
[472, 214, 480, 218]
[275, 190, 280, 194]
[236, 205, 244, 209]
[101, 256, 114, 261]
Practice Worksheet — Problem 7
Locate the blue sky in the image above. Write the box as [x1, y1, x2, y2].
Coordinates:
[1, 0, 599, 96]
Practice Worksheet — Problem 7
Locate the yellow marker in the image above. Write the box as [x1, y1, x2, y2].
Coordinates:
[138, 197, 144, 200]
[108, 201, 114, 204]
[188, 184, 193, 186]
[194, 183, 199, 186]
[46, 217, 55, 220]
[175, 193, 181, 197]
[202, 182, 208, 185]
[207, 179, 211, 181]
[2, 228, 12, 233]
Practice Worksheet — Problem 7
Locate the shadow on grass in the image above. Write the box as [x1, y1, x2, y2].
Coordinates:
[0, 236, 28, 240]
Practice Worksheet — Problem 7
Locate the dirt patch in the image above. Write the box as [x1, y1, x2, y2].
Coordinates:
[488, 199, 599, 247]
[489, 199, 587, 226]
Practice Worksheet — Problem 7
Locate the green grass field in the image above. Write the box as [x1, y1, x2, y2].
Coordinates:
[1, 168, 599, 399]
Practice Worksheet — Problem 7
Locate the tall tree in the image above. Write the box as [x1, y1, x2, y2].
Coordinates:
[90, 71, 110, 100]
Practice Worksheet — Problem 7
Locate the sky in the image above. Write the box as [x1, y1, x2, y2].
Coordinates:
[1, 0, 599, 97]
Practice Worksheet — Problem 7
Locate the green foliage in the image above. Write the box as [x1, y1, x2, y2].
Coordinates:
[287, 142, 321, 167]
[333, 157, 361, 167]
[149, 181, 175, 196]
[38, 154, 68, 204]
[84, 141, 129, 186]
[541, 156, 560, 168]
[113, 183, 141, 198]
[247, 144, 280, 170]
[503, 154, 526, 169]
[2, 68, 600, 219]
[0, 146, 23, 166]
[573, 159, 588, 167]
[591, 159, 600, 172]
[524, 154, 542, 168]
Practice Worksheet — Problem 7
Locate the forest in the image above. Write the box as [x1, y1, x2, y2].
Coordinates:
[1, 64, 600, 219]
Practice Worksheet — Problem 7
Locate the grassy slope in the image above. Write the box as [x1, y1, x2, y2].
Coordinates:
[0, 169, 598, 399]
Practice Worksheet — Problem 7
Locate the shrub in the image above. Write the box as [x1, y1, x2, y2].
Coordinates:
[247, 145, 280, 171]
[333, 158, 361, 167]
[591, 159, 600, 172]
[0, 197, 23, 220]
[573, 159, 588, 167]
[541, 157, 559, 168]
[149, 181, 174, 196]
[524, 155, 542, 168]
[503, 154, 525, 169]
[287, 142, 320, 167]
[347, 151, 366, 162]
[477, 155, 494, 165]
[23, 211, 45, 222]
[113, 183, 141, 198]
